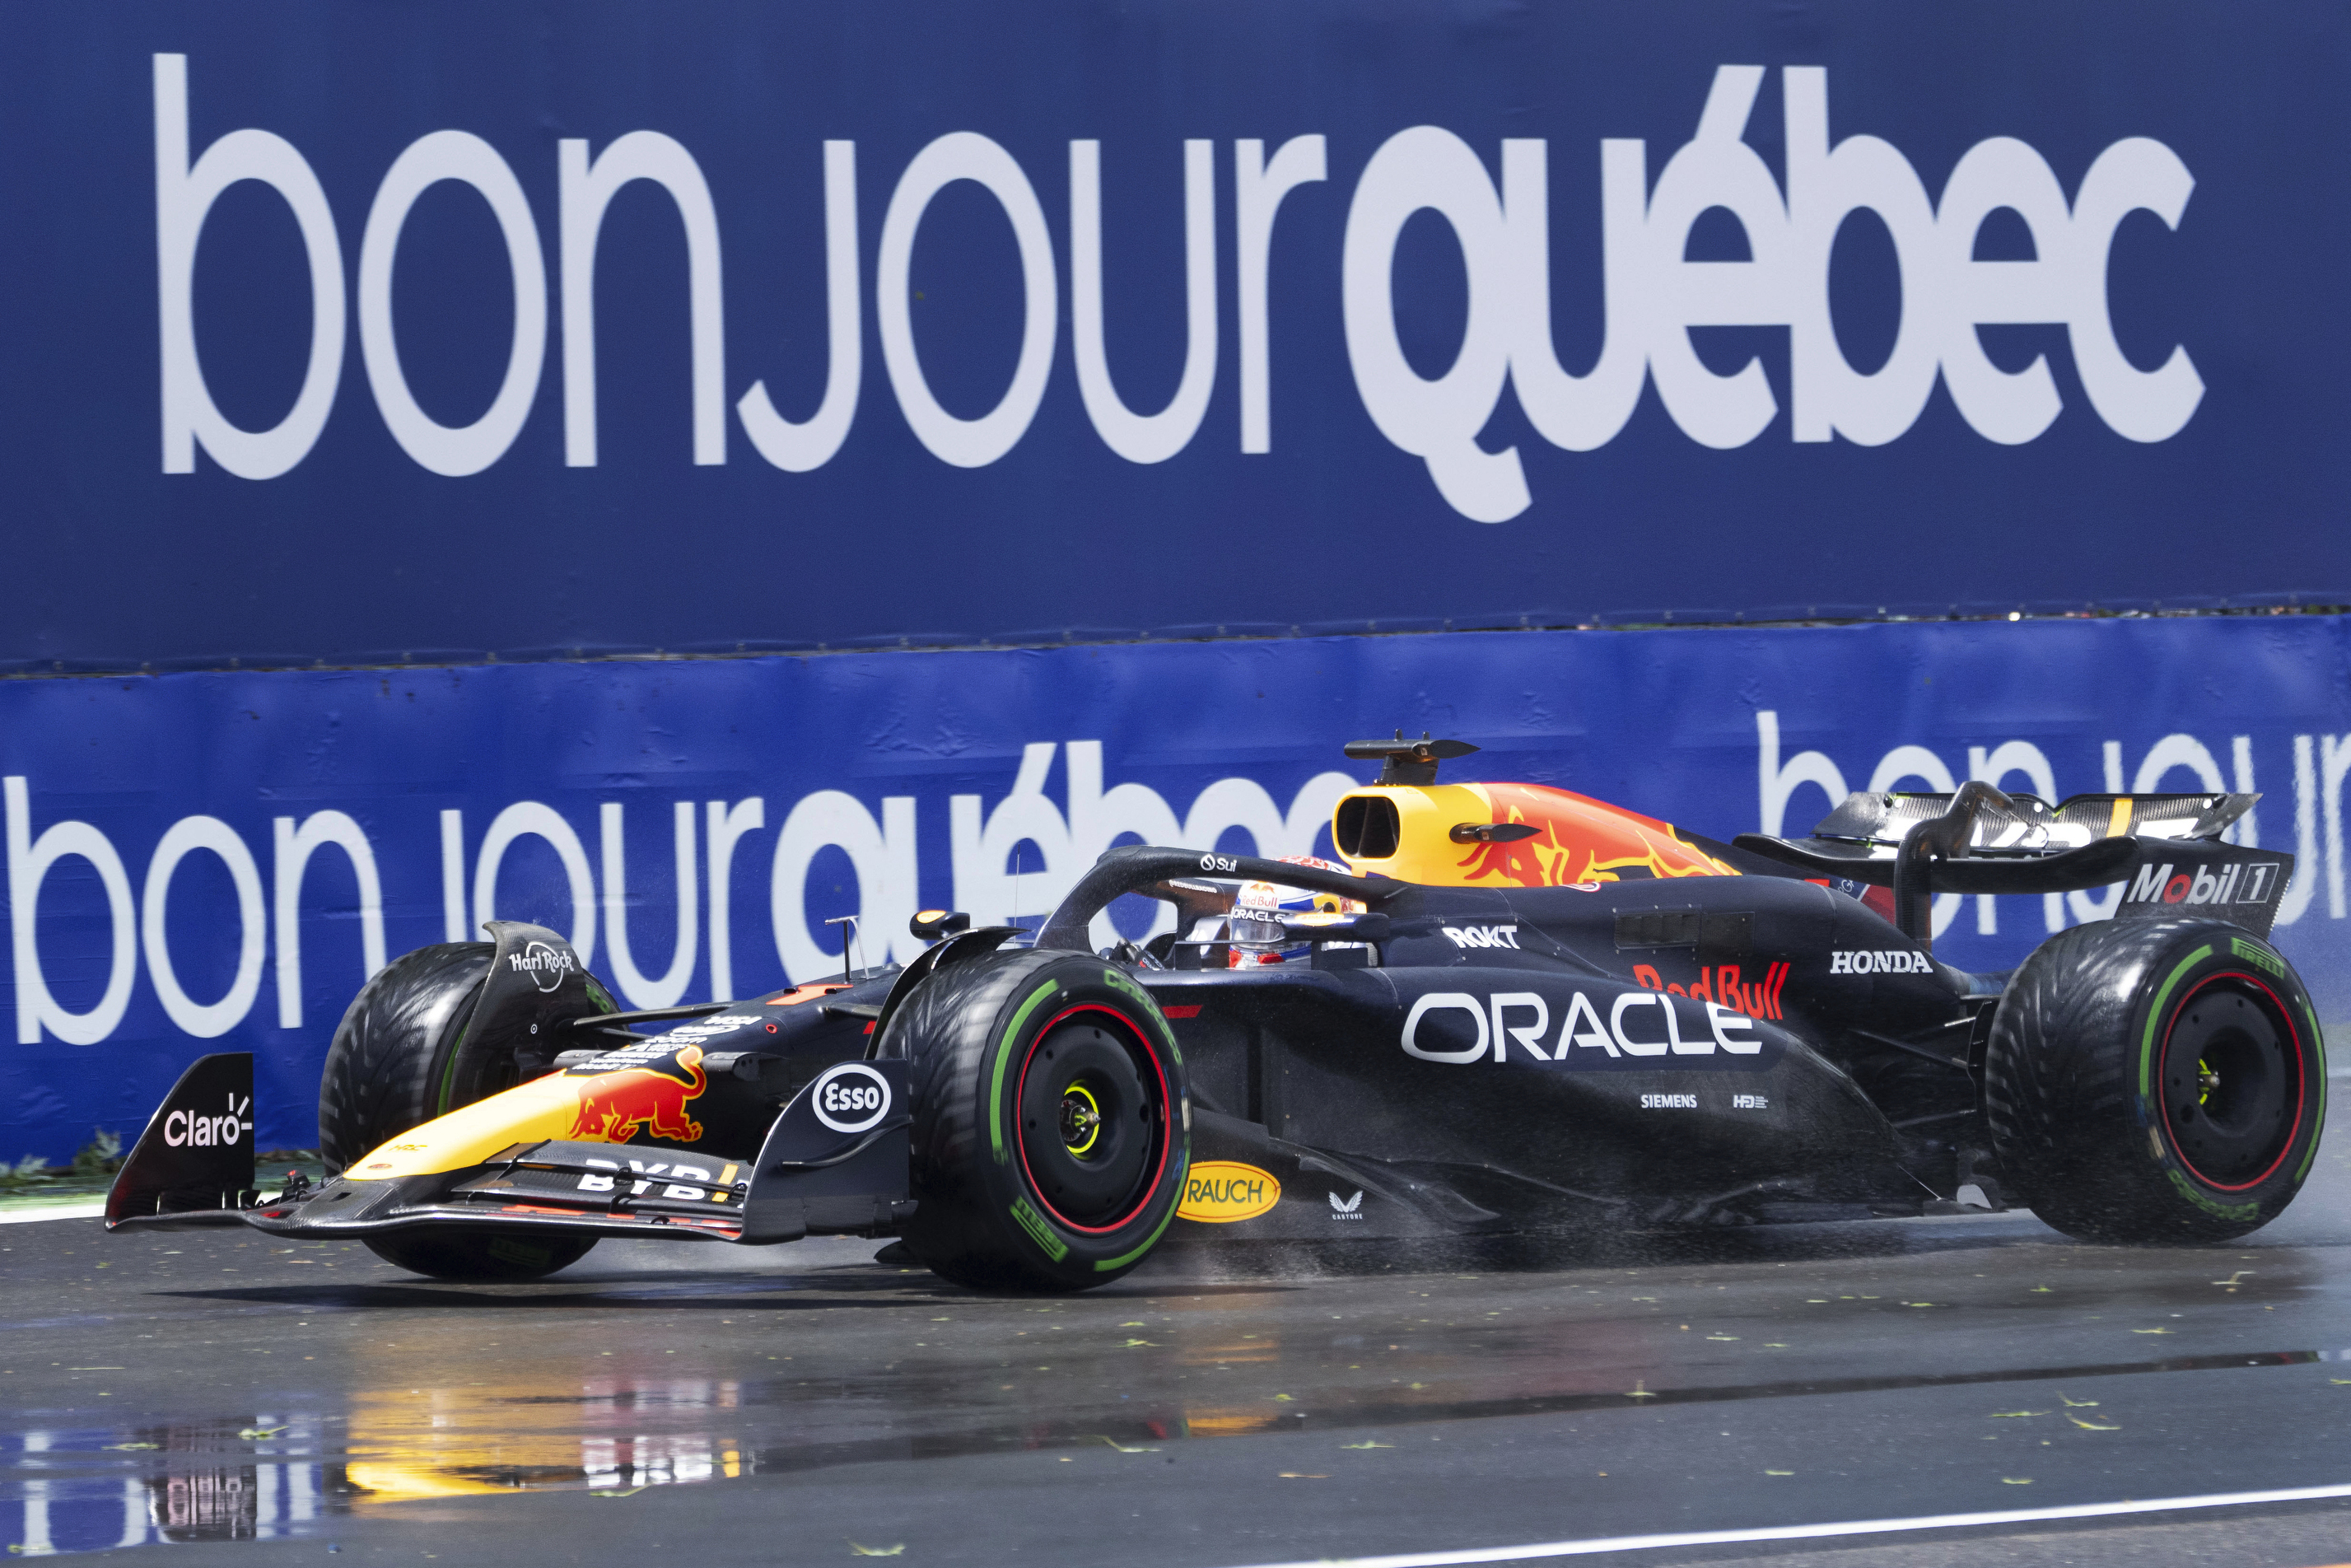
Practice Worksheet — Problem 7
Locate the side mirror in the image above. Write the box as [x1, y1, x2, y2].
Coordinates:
[910, 909, 973, 941]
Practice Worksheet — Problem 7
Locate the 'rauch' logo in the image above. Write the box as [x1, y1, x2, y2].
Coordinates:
[1177, 1161, 1281, 1223]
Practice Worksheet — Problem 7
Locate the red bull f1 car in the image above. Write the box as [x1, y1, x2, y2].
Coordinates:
[108, 735, 2327, 1292]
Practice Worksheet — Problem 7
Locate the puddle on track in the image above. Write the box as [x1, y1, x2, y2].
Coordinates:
[9, 1342, 2351, 1555]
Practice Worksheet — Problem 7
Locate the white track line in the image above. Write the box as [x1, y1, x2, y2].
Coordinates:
[0, 1201, 104, 1225]
[1215, 1482, 2351, 1568]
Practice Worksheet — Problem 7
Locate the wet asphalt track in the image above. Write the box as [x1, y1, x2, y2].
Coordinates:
[7, 1094, 2351, 1567]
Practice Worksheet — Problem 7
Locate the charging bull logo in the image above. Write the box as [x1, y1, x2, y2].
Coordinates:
[1451, 782, 1736, 889]
[569, 1046, 708, 1144]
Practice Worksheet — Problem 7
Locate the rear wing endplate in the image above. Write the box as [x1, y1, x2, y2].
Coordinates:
[1734, 784, 2290, 948]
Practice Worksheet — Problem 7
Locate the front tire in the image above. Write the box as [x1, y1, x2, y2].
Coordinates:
[1985, 917, 2326, 1244]
[364, 1226, 596, 1282]
[320, 942, 553, 1169]
[889, 952, 1188, 1292]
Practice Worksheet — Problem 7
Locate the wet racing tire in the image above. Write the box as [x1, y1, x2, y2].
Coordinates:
[889, 951, 1188, 1293]
[362, 1225, 598, 1282]
[1985, 917, 2326, 1244]
[318, 942, 500, 1172]
[324, 943, 604, 1281]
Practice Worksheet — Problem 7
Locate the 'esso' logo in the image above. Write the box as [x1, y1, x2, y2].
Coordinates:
[811, 1062, 892, 1134]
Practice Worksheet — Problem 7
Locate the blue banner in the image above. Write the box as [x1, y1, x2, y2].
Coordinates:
[2, 615, 2348, 1160]
[0, 1, 2344, 669]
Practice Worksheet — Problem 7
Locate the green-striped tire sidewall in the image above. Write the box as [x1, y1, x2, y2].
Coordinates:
[890, 950, 1189, 1292]
[1985, 917, 2325, 1244]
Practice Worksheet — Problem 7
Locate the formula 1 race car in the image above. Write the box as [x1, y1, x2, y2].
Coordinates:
[107, 735, 2327, 1292]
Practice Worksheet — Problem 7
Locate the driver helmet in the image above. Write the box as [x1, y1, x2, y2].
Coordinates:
[1227, 856, 1365, 967]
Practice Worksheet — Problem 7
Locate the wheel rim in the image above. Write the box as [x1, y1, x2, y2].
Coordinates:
[2159, 973, 2304, 1191]
[1015, 1006, 1169, 1234]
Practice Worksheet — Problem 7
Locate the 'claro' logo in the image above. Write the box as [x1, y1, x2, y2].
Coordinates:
[166, 1091, 252, 1148]
[1177, 1161, 1280, 1223]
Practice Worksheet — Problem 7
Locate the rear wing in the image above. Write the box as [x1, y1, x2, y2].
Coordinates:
[1809, 789, 2258, 852]
[1734, 784, 2290, 949]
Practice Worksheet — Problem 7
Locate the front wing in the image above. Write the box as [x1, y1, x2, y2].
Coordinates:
[108, 1052, 915, 1248]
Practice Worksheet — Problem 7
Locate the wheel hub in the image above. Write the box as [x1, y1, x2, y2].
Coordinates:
[2162, 978, 2298, 1189]
[1060, 1085, 1103, 1155]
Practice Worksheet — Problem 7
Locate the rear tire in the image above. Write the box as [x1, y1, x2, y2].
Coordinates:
[889, 952, 1188, 1293]
[1985, 917, 2325, 1244]
[364, 1226, 596, 1281]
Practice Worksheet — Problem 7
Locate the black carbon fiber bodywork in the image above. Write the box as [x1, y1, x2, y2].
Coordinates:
[1133, 867, 1981, 1235]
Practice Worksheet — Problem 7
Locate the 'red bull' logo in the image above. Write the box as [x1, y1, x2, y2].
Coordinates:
[570, 1045, 708, 1144]
[1633, 961, 1789, 1020]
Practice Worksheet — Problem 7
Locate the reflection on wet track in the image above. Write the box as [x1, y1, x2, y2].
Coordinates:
[340, 1379, 749, 1500]
[9, 1419, 329, 1552]
[5, 1097, 2351, 1563]
[16, 1331, 2351, 1555]
[6, 1385, 758, 1552]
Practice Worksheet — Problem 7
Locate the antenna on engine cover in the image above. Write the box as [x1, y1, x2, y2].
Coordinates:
[1342, 730, 1480, 786]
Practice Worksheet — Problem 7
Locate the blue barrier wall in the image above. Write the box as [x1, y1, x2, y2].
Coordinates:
[2, 614, 2347, 1160]
[0, 0, 2345, 669]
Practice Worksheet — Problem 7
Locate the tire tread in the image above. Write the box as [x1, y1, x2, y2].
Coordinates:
[1985, 917, 2315, 1243]
[317, 943, 491, 1172]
